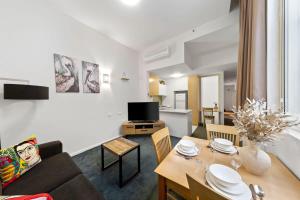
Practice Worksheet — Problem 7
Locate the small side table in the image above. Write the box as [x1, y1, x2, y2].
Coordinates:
[101, 137, 140, 187]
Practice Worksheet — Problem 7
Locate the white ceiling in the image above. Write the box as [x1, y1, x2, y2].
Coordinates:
[48, 0, 231, 50]
[150, 25, 239, 79]
[150, 62, 237, 80]
[185, 24, 239, 56]
[150, 64, 192, 80]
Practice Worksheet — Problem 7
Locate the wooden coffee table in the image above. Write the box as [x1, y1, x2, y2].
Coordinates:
[101, 137, 140, 187]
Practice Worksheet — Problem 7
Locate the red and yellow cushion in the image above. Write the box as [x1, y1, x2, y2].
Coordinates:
[0, 137, 41, 188]
[1, 193, 53, 200]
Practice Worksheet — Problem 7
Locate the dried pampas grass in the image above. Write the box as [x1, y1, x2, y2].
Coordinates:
[233, 99, 299, 143]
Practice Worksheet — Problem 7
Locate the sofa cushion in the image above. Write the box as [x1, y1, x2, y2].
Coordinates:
[50, 174, 105, 200]
[2, 193, 53, 200]
[0, 137, 41, 188]
[3, 153, 81, 195]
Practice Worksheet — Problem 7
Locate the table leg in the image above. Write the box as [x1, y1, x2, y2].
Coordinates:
[101, 145, 104, 171]
[137, 145, 141, 173]
[119, 155, 123, 187]
[158, 175, 167, 200]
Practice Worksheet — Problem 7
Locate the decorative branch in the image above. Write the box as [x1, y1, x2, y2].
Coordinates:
[233, 99, 299, 143]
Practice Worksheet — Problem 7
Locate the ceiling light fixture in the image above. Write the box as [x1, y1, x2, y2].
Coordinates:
[120, 0, 141, 6]
[170, 73, 184, 78]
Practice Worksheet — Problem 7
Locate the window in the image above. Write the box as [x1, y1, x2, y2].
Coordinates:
[284, 0, 300, 114]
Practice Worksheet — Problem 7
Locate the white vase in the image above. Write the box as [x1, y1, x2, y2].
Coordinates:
[239, 140, 271, 176]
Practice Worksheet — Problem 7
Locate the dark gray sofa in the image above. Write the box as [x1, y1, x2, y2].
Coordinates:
[1, 141, 105, 200]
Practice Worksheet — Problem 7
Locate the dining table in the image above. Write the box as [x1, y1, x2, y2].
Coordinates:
[154, 136, 300, 200]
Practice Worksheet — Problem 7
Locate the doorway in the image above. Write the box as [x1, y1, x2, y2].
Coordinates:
[174, 91, 188, 109]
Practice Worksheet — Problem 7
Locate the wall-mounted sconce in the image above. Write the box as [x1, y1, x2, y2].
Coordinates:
[103, 73, 110, 84]
[121, 72, 130, 81]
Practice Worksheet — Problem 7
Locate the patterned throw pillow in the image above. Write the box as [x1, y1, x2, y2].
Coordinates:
[0, 137, 42, 188]
[1, 193, 53, 200]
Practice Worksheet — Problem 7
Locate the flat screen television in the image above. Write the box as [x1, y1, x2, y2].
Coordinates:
[128, 102, 159, 122]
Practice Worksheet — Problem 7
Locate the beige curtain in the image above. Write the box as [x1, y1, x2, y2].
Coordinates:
[236, 0, 267, 106]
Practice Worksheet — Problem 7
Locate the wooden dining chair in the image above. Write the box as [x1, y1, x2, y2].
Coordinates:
[151, 127, 172, 164]
[206, 124, 240, 146]
[203, 107, 215, 127]
[152, 128, 183, 200]
[186, 174, 229, 200]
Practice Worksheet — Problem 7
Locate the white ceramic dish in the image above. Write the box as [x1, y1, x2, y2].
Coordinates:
[209, 164, 242, 186]
[213, 142, 233, 151]
[205, 172, 252, 200]
[175, 145, 198, 157]
[214, 138, 233, 149]
[179, 140, 196, 152]
[212, 142, 232, 151]
[211, 142, 237, 154]
[207, 171, 245, 195]
[177, 144, 196, 154]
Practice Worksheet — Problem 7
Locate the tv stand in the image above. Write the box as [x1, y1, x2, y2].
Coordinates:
[122, 120, 165, 135]
[130, 120, 157, 124]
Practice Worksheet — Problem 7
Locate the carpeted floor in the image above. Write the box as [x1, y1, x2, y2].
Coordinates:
[72, 126, 207, 200]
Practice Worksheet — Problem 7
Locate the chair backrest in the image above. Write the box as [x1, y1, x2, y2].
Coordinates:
[186, 174, 229, 200]
[206, 124, 240, 146]
[151, 127, 172, 164]
[203, 107, 214, 117]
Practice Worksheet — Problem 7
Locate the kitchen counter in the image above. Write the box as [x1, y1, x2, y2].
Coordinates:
[159, 109, 192, 138]
[159, 109, 192, 114]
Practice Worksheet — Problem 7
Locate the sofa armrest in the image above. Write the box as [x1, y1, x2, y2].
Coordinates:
[38, 141, 63, 159]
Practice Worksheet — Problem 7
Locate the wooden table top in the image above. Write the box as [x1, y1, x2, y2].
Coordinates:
[154, 136, 300, 200]
[102, 137, 139, 156]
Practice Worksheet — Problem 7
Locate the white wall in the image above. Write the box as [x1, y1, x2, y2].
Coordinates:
[201, 76, 219, 107]
[0, 0, 139, 155]
[224, 85, 236, 111]
[191, 45, 238, 69]
[266, 0, 300, 179]
[267, 0, 282, 110]
[163, 77, 188, 108]
[200, 74, 224, 124]
[285, 0, 300, 114]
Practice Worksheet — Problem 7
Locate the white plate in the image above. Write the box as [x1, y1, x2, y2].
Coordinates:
[175, 145, 198, 156]
[179, 140, 196, 151]
[178, 144, 197, 154]
[209, 164, 241, 186]
[206, 173, 252, 200]
[211, 144, 236, 154]
[214, 138, 233, 148]
[207, 171, 245, 195]
[213, 141, 233, 151]
[211, 143, 237, 154]
[212, 142, 233, 152]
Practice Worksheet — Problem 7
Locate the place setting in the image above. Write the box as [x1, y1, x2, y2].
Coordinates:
[209, 137, 238, 154]
[175, 139, 199, 159]
[205, 164, 252, 200]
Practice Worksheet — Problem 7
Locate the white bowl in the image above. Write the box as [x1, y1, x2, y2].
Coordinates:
[179, 140, 195, 152]
[207, 171, 244, 195]
[214, 138, 233, 149]
[211, 142, 237, 154]
[176, 146, 198, 157]
[209, 164, 242, 187]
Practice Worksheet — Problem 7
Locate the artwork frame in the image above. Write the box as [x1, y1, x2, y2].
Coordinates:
[53, 54, 80, 93]
[82, 61, 100, 93]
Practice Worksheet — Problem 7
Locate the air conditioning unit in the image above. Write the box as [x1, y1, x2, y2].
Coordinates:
[143, 46, 170, 63]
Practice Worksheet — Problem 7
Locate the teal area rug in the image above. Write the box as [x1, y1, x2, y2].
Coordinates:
[73, 129, 207, 200]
